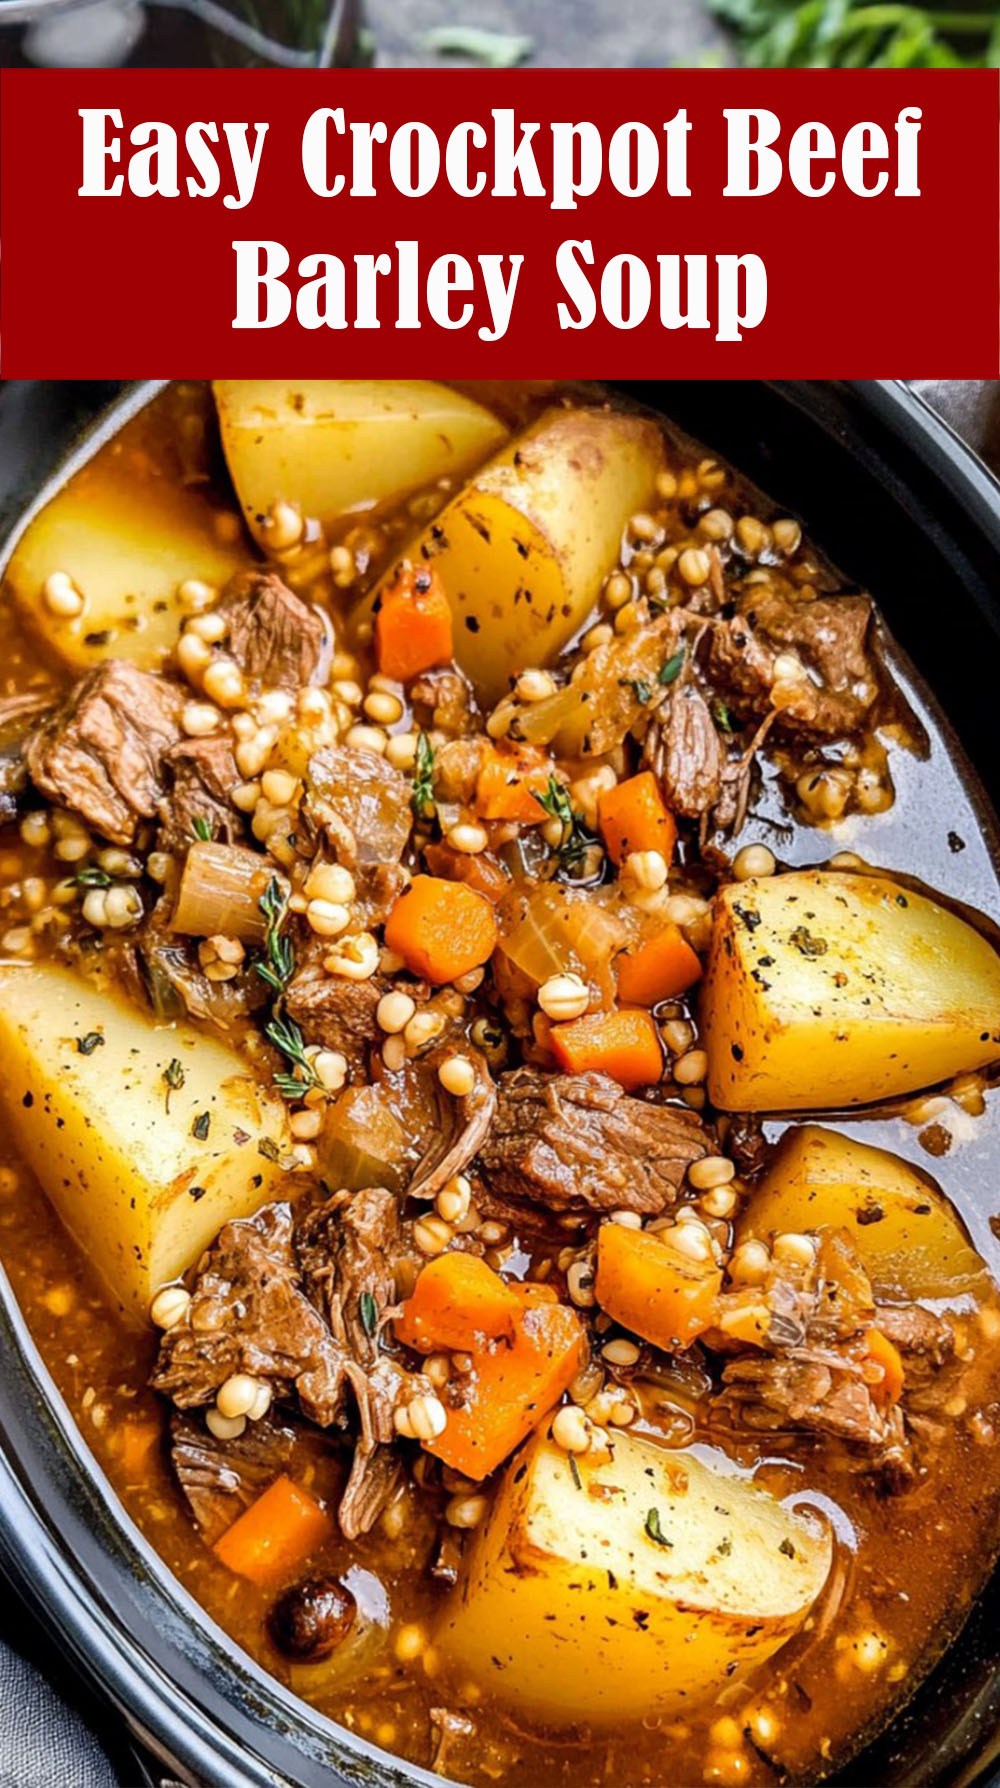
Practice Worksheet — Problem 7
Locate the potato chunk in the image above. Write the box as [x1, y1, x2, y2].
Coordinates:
[702, 871, 1000, 1111]
[4, 462, 248, 674]
[740, 1125, 989, 1305]
[0, 964, 289, 1321]
[437, 1427, 831, 1725]
[378, 406, 666, 704]
[214, 380, 507, 546]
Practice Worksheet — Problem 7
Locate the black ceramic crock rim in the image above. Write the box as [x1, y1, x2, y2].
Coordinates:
[0, 377, 998, 1788]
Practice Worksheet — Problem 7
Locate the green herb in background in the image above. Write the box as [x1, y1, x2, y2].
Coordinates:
[710, 0, 1000, 66]
[421, 25, 535, 66]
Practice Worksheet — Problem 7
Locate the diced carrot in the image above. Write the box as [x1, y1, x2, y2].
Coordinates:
[427, 1299, 586, 1480]
[475, 744, 551, 824]
[384, 875, 498, 985]
[213, 1475, 333, 1585]
[423, 840, 510, 904]
[596, 1223, 722, 1350]
[550, 1007, 663, 1091]
[616, 924, 702, 1007]
[866, 1327, 905, 1406]
[396, 1253, 522, 1354]
[598, 772, 678, 866]
[374, 562, 453, 682]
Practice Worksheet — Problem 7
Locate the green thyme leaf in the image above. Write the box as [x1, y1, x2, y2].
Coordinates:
[712, 698, 736, 735]
[411, 732, 436, 822]
[537, 774, 598, 875]
[74, 866, 111, 889]
[569, 1455, 583, 1491]
[191, 815, 213, 842]
[192, 1111, 211, 1141]
[359, 1290, 379, 1339]
[256, 875, 295, 994]
[645, 1507, 673, 1548]
[266, 1014, 320, 1093]
[658, 648, 686, 687]
[163, 1057, 185, 1112]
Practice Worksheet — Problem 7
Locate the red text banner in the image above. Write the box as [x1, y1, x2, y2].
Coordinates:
[1, 67, 997, 375]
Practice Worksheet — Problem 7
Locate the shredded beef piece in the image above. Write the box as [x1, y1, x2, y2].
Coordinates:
[718, 1351, 909, 1471]
[298, 1187, 400, 1364]
[26, 661, 184, 844]
[410, 1048, 497, 1202]
[159, 734, 243, 853]
[727, 1113, 770, 1180]
[304, 747, 412, 923]
[648, 685, 726, 819]
[151, 1203, 350, 1426]
[0, 692, 55, 826]
[170, 1411, 295, 1543]
[873, 1302, 953, 1363]
[707, 583, 878, 741]
[339, 1427, 404, 1541]
[477, 1069, 707, 1221]
[217, 571, 329, 692]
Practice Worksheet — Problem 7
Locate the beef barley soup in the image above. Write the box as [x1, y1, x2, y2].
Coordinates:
[0, 378, 999, 1788]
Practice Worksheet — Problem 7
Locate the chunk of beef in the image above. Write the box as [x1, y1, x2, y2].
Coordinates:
[0, 692, 55, 826]
[708, 583, 878, 741]
[284, 962, 382, 1075]
[647, 685, 726, 819]
[159, 734, 244, 854]
[26, 661, 185, 844]
[151, 1203, 350, 1426]
[170, 1410, 295, 1543]
[296, 1185, 412, 1537]
[477, 1069, 708, 1221]
[873, 1302, 953, 1363]
[298, 1187, 401, 1364]
[718, 1350, 909, 1476]
[217, 571, 330, 692]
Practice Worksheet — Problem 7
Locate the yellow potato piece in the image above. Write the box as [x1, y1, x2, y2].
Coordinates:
[702, 871, 1000, 1111]
[740, 1124, 990, 1306]
[4, 462, 248, 674]
[437, 1427, 831, 1725]
[379, 405, 666, 704]
[213, 379, 507, 545]
[0, 964, 289, 1322]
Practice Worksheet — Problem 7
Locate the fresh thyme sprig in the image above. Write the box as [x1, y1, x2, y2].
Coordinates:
[710, 0, 1000, 67]
[265, 1013, 319, 1099]
[538, 774, 599, 874]
[256, 875, 295, 995]
[411, 732, 436, 822]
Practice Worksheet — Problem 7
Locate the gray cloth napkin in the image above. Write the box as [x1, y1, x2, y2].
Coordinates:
[0, 376, 996, 1788]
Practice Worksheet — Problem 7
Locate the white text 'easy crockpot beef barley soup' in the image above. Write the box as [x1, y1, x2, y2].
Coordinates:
[0, 379, 999, 1787]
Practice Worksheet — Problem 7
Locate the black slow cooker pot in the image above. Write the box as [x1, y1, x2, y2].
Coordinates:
[0, 378, 999, 1788]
